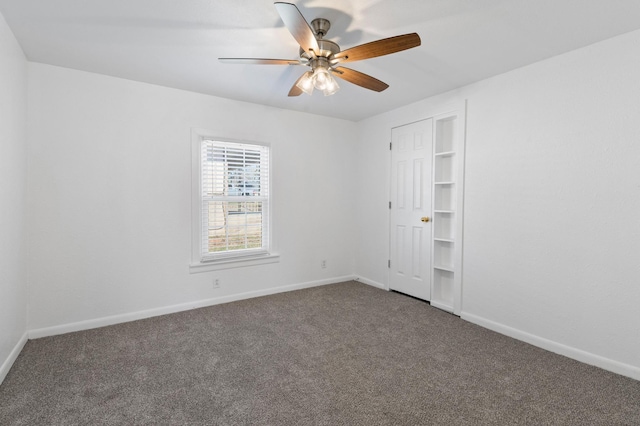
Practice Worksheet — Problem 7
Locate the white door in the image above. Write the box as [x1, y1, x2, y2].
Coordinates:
[389, 119, 433, 300]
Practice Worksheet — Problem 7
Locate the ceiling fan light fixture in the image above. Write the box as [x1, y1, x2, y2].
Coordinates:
[310, 66, 340, 96]
[322, 75, 339, 96]
[295, 71, 315, 95]
[295, 66, 340, 96]
[312, 67, 331, 90]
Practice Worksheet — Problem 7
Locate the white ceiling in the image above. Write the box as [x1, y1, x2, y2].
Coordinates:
[2, 0, 640, 121]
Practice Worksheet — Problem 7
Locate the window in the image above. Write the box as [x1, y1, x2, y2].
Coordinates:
[191, 131, 278, 272]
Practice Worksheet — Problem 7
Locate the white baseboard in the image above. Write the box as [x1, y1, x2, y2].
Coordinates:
[462, 311, 640, 381]
[0, 331, 28, 386]
[28, 275, 356, 340]
[354, 276, 387, 290]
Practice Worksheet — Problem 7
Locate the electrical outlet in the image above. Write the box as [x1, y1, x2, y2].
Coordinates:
[213, 278, 220, 289]
[321, 260, 327, 269]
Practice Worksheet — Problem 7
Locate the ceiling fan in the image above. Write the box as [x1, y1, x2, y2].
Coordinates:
[219, 2, 421, 97]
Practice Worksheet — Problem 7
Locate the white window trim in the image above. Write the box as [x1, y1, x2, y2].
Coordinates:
[189, 129, 279, 273]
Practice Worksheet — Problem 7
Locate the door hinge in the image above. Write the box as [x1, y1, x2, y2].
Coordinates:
[389, 201, 392, 209]
[389, 142, 392, 150]
[388, 259, 391, 268]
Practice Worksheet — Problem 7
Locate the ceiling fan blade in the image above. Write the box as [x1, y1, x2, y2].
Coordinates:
[219, 58, 302, 65]
[288, 84, 303, 97]
[274, 2, 320, 55]
[332, 33, 421, 64]
[332, 67, 389, 92]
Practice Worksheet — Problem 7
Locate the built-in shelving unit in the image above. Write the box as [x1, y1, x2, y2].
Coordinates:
[430, 107, 465, 315]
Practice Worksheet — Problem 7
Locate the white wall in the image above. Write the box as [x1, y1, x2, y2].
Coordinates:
[26, 63, 357, 332]
[0, 11, 28, 382]
[355, 29, 640, 378]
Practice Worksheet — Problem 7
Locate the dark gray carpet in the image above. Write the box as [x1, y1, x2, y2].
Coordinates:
[1, 281, 639, 425]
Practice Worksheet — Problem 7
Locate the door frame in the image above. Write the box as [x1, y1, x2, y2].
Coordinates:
[387, 101, 467, 316]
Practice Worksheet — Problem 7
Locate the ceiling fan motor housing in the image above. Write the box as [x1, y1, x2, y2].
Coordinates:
[299, 39, 340, 60]
[309, 56, 331, 72]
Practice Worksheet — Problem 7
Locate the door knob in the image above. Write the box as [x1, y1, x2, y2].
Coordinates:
[421, 216, 430, 223]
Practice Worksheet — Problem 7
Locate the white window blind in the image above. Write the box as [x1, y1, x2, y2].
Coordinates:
[200, 140, 270, 261]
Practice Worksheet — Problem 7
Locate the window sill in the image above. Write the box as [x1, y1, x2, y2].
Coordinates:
[189, 253, 280, 273]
